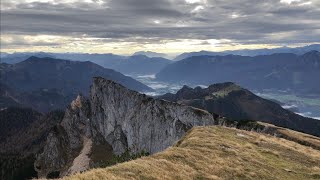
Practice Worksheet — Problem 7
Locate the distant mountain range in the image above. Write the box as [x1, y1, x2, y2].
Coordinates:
[132, 51, 171, 59]
[53, 54, 171, 75]
[2, 44, 319, 75]
[1, 53, 172, 75]
[108, 55, 171, 75]
[0, 52, 57, 64]
[158, 82, 320, 137]
[174, 44, 320, 60]
[156, 51, 320, 95]
[1, 56, 152, 93]
[0, 56, 153, 112]
[0, 52, 126, 65]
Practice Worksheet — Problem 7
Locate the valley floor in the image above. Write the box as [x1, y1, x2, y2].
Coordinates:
[64, 126, 320, 180]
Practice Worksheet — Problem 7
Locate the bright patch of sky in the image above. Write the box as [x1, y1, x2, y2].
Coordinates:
[191, 5, 204, 13]
[153, 20, 161, 24]
[280, 0, 301, 4]
[280, 0, 313, 5]
[185, 0, 205, 4]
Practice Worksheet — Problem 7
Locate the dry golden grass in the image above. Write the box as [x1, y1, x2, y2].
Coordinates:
[64, 126, 320, 180]
[258, 122, 320, 150]
[211, 84, 241, 98]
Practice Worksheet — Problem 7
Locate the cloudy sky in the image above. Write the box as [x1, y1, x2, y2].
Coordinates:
[1, 0, 320, 54]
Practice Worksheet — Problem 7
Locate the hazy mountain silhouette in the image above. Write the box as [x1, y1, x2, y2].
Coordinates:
[157, 51, 320, 94]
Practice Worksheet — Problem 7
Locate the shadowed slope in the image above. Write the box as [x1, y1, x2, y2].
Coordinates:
[0, 56, 153, 94]
[159, 82, 320, 137]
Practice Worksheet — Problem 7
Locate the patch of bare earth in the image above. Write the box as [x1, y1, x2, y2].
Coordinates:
[67, 137, 92, 175]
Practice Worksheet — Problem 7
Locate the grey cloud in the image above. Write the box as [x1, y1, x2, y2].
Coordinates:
[1, 0, 320, 47]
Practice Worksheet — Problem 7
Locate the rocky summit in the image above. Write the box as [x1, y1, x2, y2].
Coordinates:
[35, 77, 216, 178]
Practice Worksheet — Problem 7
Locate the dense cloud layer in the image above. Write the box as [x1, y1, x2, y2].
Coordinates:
[1, 0, 320, 53]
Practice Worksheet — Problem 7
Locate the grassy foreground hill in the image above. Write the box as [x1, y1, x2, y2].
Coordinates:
[64, 126, 320, 180]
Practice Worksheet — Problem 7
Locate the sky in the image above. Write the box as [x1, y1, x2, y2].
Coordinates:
[1, 0, 320, 55]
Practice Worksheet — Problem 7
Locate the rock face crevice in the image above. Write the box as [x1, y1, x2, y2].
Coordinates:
[35, 77, 216, 178]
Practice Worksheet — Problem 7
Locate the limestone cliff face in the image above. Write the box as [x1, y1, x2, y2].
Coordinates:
[35, 77, 215, 178]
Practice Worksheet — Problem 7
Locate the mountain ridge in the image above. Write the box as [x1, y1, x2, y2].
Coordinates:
[1, 53, 172, 75]
[132, 51, 171, 59]
[34, 77, 216, 178]
[1, 56, 152, 94]
[157, 51, 320, 95]
[158, 82, 320, 137]
[173, 44, 320, 60]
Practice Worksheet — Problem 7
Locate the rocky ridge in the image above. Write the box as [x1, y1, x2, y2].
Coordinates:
[35, 77, 216, 178]
[159, 82, 320, 137]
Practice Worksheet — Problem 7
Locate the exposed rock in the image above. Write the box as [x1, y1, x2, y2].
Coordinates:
[34, 126, 70, 178]
[35, 77, 216, 178]
[35, 95, 91, 178]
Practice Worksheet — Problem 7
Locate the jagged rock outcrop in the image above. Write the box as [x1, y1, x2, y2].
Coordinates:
[35, 77, 216, 178]
[34, 95, 91, 178]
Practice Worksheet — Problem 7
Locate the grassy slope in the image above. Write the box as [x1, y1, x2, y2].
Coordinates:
[65, 126, 320, 180]
[257, 122, 320, 151]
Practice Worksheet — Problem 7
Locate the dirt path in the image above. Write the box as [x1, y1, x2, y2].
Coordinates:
[67, 137, 92, 175]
